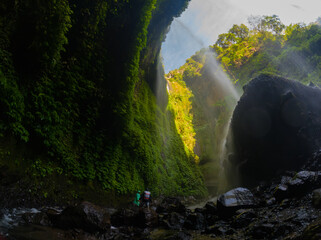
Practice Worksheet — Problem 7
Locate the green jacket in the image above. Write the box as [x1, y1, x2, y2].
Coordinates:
[133, 192, 140, 206]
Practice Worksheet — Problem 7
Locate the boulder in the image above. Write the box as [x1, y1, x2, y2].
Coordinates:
[112, 207, 158, 228]
[231, 209, 257, 228]
[53, 201, 110, 233]
[295, 171, 317, 182]
[22, 212, 51, 226]
[204, 201, 217, 215]
[45, 208, 61, 223]
[136, 208, 158, 228]
[288, 171, 320, 196]
[273, 184, 289, 200]
[183, 212, 206, 230]
[156, 197, 186, 214]
[229, 74, 321, 186]
[217, 187, 256, 218]
[159, 212, 185, 230]
[111, 208, 138, 227]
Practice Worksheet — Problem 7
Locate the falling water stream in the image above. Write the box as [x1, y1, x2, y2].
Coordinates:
[161, 19, 241, 199]
[202, 50, 240, 194]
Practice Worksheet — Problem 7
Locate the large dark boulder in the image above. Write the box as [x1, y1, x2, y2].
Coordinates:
[159, 211, 185, 230]
[53, 201, 111, 233]
[136, 208, 158, 228]
[111, 208, 138, 227]
[156, 197, 187, 214]
[229, 74, 321, 186]
[184, 212, 206, 230]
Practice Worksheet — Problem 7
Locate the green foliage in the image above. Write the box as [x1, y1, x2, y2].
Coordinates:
[0, 57, 28, 141]
[31, 159, 63, 178]
[166, 70, 199, 162]
[0, 0, 205, 199]
[213, 16, 321, 86]
[12, 0, 72, 73]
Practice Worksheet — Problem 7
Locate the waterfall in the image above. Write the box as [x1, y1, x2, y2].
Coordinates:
[161, 18, 241, 195]
[202, 49, 240, 194]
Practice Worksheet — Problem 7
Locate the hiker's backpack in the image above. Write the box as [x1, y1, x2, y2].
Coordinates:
[144, 191, 151, 200]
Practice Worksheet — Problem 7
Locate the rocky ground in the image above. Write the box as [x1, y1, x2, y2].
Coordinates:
[1, 152, 320, 240]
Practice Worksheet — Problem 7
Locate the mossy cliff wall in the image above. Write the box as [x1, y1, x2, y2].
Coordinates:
[0, 0, 206, 200]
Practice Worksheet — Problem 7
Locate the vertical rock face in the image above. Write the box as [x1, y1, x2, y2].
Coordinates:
[229, 74, 321, 186]
[0, 0, 208, 198]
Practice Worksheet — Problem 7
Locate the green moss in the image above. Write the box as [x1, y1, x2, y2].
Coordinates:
[0, 0, 206, 202]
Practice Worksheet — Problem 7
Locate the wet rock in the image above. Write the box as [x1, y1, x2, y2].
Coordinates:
[206, 222, 235, 236]
[156, 197, 186, 214]
[296, 171, 317, 182]
[111, 208, 138, 227]
[288, 171, 319, 196]
[279, 199, 291, 210]
[274, 184, 289, 200]
[44, 208, 62, 224]
[205, 214, 219, 226]
[232, 209, 257, 228]
[254, 181, 269, 195]
[137, 208, 158, 228]
[281, 176, 293, 184]
[159, 212, 185, 230]
[250, 223, 275, 239]
[53, 201, 110, 233]
[165, 231, 192, 240]
[22, 212, 51, 226]
[112, 225, 149, 239]
[230, 74, 321, 186]
[301, 218, 321, 240]
[204, 201, 217, 215]
[10, 225, 97, 240]
[184, 212, 206, 230]
[266, 197, 276, 206]
[194, 208, 204, 214]
[274, 224, 294, 238]
[112, 207, 158, 229]
[217, 188, 256, 218]
[291, 208, 312, 226]
[312, 188, 321, 208]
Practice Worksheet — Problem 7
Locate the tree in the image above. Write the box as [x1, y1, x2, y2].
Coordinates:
[229, 24, 249, 40]
[249, 15, 285, 34]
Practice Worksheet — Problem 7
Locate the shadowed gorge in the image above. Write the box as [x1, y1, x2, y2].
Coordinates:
[0, 0, 207, 203]
[1, 0, 321, 239]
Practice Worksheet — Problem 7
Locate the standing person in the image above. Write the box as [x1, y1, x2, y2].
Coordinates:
[141, 188, 152, 210]
[133, 190, 141, 206]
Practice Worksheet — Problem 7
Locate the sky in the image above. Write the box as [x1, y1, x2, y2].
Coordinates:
[161, 0, 321, 73]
